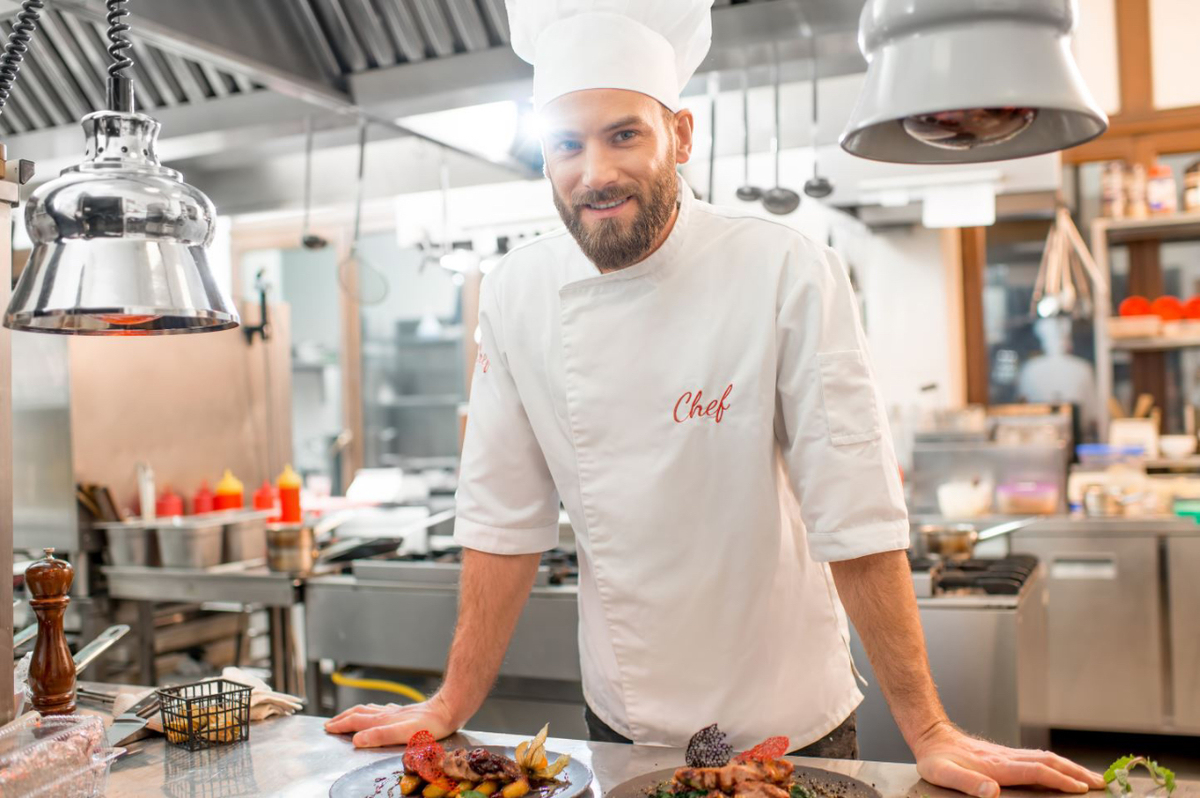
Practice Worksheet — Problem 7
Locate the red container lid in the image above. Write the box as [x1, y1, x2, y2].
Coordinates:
[253, 480, 276, 512]
[156, 488, 185, 517]
[192, 481, 215, 515]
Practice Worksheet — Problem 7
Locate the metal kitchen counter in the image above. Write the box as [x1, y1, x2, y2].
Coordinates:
[105, 717, 1200, 798]
[102, 563, 308, 697]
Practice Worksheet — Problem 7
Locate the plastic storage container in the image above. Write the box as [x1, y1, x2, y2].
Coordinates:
[156, 517, 224, 568]
[996, 481, 1060, 514]
[1076, 443, 1147, 469]
[0, 714, 119, 798]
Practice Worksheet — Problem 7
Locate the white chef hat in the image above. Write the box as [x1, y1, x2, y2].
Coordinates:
[507, 0, 714, 112]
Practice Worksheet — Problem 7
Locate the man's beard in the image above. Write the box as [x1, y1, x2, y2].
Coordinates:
[553, 157, 679, 272]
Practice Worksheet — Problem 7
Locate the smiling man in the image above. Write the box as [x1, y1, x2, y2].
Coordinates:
[326, 3, 1105, 797]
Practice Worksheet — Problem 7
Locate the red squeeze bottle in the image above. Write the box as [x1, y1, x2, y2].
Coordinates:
[214, 469, 244, 511]
[156, 488, 184, 517]
[253, 480, 275, 512]
[277, 464, 302, 524]
[193, 481, 215, 514]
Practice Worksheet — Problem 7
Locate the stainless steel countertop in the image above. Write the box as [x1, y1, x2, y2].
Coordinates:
[103, 715, 1199, 798]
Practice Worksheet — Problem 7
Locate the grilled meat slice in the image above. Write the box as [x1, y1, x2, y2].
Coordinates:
[674, 759, 794, 792]
[441, 748, 522, 782]
[732, 784, 790, 798]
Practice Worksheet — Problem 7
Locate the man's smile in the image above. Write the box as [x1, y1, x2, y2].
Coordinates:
[581, 195, 634, 219]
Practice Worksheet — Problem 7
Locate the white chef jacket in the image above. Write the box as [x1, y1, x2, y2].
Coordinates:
[454, 184, 909, 750]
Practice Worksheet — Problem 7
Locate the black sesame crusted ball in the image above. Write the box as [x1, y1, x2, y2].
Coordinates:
[685, 724, 732, 768]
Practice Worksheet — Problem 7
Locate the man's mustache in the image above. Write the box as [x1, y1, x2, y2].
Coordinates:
[572, 185, 640, 209]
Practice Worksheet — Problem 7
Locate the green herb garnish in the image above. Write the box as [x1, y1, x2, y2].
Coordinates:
[790, 785, 816, 798]
[1104, 756, 1176, 795]
[460, 791, 488, 798]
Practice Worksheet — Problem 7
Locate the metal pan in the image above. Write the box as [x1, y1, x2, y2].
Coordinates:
[604, 764, 881, 798]
[330, 746, 593, 798]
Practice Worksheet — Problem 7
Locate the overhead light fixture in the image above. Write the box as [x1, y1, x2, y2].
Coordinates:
[4, 1, 236, 335]
[841, 0, 1108, 164]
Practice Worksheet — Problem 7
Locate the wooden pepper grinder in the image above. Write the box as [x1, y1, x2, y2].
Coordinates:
[26, 548, 76, 715]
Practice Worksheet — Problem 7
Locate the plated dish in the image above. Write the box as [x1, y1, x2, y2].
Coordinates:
[607, 725, 879, 798]
[329, 726, 593, 798]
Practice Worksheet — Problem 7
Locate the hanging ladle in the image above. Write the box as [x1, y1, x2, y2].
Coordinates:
[337, 119, 389, 305]
[762, 50, 801, 215]
[300, 116, 328, 249]
[735, 66, 762, 202]
[803, 37, 833, 200]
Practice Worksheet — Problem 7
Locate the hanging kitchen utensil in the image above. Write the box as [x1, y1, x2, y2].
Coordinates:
[300, 116, 328, 250]
[762, 50, 801, 215]
[804, 37, 833, 199]
[735, 66, 762, 202]
[1030, 205, 1104, 319]
[337, 119, 389, 305]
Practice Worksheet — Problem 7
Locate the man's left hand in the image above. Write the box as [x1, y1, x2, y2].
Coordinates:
[912, 721, 1106, 798]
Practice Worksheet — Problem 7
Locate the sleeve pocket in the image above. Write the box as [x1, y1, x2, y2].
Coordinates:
[817, 350, 882, 446]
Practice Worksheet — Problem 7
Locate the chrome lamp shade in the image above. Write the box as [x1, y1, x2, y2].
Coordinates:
[5, 111, 238, 335]
[840, 0, 1109, 164]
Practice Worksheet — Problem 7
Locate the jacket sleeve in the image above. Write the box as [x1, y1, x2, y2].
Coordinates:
[453, 273, 561, 555]
[775, 241, 910, 563]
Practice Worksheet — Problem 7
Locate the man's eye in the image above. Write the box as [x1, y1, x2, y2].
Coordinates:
[615, 130, 637, 142]
[556, 140, 581, 152]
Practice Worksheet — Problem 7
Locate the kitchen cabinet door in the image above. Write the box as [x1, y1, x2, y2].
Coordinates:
[1018, 535, 1164, 731]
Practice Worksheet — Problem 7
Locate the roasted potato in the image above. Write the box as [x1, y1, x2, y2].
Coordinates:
[400, 775, 423, 795]
[452, 781, 477, 796]
[424, 783, 450, 798]
[502, 779, 530, 798]
[476, 781, 499, 796]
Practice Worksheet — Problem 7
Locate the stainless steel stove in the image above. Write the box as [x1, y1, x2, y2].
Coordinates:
[909, 553, 1040, 598]
[850, 552, 1048, 762]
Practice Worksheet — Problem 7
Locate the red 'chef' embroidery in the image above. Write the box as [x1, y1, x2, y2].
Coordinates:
[476, 350, 490, 373]
[674, 383, 733, 423]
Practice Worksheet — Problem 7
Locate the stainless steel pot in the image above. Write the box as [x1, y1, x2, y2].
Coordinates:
[917, 524, 979, 559]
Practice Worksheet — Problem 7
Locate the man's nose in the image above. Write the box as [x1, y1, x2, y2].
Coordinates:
[581, 147, 619, 191]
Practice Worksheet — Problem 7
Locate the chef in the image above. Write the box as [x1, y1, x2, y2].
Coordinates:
[327, 2, 1104, 796]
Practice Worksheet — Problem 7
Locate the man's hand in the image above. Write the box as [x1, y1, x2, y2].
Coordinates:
[912, 722, 1105, 798]
[324, 693, 459, 748]
[323, 549, 541, 749]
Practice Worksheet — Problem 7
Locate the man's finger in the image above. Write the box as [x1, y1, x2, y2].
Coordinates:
[325, 709, 395, 733]
[997, 762, 1088, 793]
[1018, 751, 1105, 789]
[328, 704, 386, 724]
[354, 721, 419, 749]
[919, 758, 1001, 798]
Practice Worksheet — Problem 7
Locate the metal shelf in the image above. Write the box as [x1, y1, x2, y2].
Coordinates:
[1099, 212, 1200, 244]
[1110, 335, 1200, 352]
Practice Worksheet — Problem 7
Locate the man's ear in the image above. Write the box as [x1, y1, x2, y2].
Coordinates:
[672, 108, 695, 165]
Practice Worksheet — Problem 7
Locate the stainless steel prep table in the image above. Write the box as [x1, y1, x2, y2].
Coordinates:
[1012, 516, 1200, 736]
[102, 563, 307, 696]
[104, 718, 1200, 798]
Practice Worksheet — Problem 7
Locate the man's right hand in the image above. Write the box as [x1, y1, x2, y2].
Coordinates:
[324, 693, 460, 748]
[324, 549, 542, 749]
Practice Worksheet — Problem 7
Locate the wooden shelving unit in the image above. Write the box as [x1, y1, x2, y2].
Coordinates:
[1093, 213, 1200, 436]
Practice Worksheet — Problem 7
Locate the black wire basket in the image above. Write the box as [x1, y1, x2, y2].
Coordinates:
[157, 680, 251, 751]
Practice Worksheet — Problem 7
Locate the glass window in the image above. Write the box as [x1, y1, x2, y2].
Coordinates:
[356, 232, 466, 470]
[985, 220, 1100, 440]
[239, 246, 344, 486]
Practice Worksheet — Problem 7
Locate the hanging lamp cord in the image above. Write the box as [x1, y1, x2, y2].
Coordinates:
[0, 0, 43, 116]
[105, 0, 135, 112]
